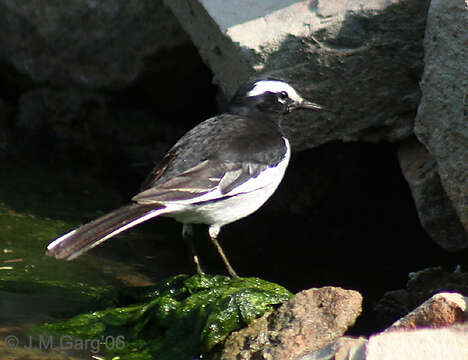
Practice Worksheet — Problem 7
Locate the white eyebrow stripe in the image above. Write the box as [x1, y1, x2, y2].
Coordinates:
[247, 80, 303, 102]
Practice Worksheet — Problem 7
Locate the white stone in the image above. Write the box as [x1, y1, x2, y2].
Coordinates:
[367, 325, 468, 360]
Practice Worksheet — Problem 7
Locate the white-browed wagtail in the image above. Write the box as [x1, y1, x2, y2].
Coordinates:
[46, 79, 322, 277]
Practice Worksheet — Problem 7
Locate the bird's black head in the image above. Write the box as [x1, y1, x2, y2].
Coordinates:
[226, 79, 322, 119]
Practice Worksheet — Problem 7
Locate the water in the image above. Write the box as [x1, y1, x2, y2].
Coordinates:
[0, 159, 190, 359]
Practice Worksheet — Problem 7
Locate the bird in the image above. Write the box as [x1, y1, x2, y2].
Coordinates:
[46, 78, 322, 277]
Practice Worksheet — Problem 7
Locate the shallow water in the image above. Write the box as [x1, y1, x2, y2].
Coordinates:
[0, 159, 192, 358]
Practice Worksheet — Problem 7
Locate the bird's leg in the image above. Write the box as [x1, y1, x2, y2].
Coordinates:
[182, 224, 205, 275]
[208, 225, 239, 278]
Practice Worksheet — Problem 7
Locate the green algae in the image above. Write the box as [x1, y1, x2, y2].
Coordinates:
[36, 274, 292, 359]
[1, 160, 293, 359]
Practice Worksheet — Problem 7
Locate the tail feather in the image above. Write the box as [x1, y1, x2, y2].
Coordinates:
[46, 203, 166, 260]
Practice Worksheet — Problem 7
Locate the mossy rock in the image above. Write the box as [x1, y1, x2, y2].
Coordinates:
[36, 274, 292, 359]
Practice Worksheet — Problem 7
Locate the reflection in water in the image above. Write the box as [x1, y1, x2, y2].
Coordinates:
[0, 160, 191, 359]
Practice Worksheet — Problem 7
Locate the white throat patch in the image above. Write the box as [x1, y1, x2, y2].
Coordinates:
[247, 80, 303, 103]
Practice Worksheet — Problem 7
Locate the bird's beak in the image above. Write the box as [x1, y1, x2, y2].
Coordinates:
[298, 99, 323, 110]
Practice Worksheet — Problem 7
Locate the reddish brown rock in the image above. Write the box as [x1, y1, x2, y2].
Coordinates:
[388, 292, 468, 331]
[209, 286, 362, 360]
[375, 267, 468, 328]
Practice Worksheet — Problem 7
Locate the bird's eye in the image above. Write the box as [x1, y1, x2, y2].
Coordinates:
[279, 91, 288, 99]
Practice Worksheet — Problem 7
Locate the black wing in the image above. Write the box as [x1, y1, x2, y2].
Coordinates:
[133, 114, 287, 204]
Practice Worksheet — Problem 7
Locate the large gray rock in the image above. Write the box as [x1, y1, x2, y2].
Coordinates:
[414, 0, 468, 232]
[164, 0, 429, 149]
[0, 0, 190, 89]
[398, 138, 468, 250]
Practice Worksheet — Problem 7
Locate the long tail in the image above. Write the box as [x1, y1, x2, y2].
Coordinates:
[46, 203, 167, 260]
